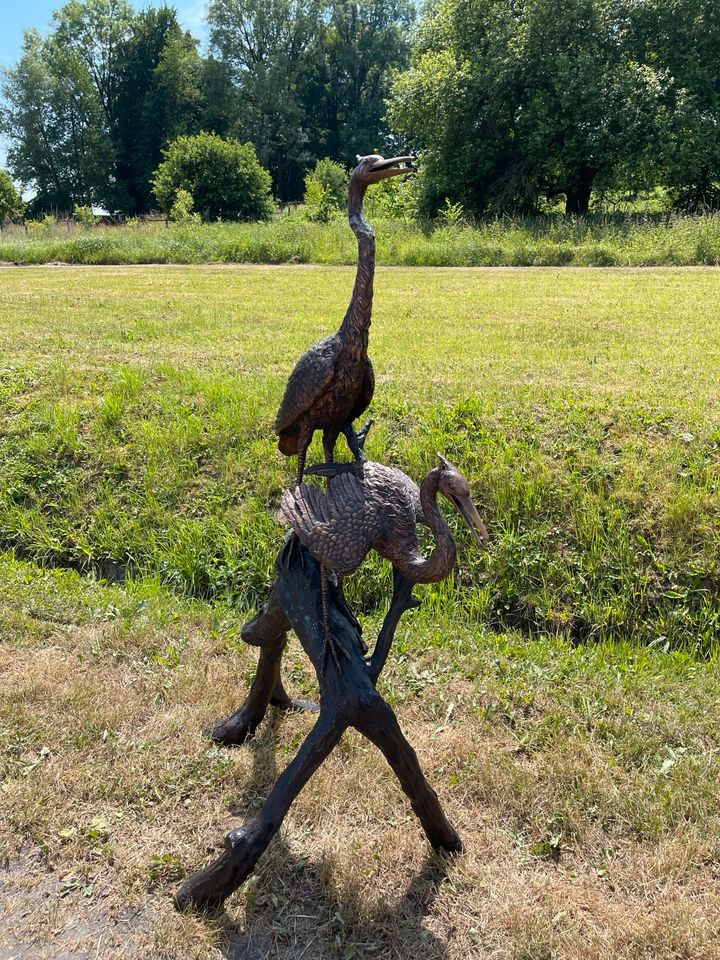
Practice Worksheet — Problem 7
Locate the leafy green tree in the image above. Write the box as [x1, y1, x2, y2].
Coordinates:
[363, 170, 419, 219]
[207, 0, 413, 199]
[0, 170, 26, 223]
[200, 56, 237, 139]
[1, 0, 207, 214]
[152, 132, 275, 220]
[626, 0, 720, 210]
[307, 157, 348, 206]
[113, 7, 206, 214]
[2, 23, 116, 210]
[389, 0, 674, 215]
[52, 0, 133, 125]
[74, 204, 98, 226]
[303, 0, 414, 164]
[208, 0, 323, 200]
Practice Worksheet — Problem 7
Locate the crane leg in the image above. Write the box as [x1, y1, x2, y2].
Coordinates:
[342, 422, 367, 462]
[295, 424, 315, 485]
[356, 417, 374, 451]
[296, 446, 307, 486]
[335, 575, 365, 648]
[322, 428, 339, 469]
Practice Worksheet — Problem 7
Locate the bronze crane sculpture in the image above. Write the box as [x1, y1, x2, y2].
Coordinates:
[275, 154, 414, 485]
[173, 155, 489, 915]
[281, 456, 488, 670]
[175, 457, 485, 909]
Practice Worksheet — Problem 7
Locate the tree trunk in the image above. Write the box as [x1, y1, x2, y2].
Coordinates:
[174, 536, 461, 911]
[565, 165, 595, 216]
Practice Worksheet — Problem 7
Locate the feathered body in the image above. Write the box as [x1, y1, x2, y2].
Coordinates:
[275, 334, 375, 458]
[280, 459, 487, 587]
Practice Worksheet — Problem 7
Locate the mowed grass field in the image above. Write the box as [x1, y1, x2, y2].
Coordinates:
[1, 265, 719, 959]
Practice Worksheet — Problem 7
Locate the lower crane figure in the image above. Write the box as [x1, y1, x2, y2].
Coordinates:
[174, 456, 476, 913]
[281, 455, 489, 671]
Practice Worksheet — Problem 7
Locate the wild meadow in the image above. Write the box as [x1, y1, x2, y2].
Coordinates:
[2, 211, 720, 267]
[1, 264, 719, 959]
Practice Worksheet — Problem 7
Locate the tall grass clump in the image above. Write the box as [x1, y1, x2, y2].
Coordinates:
[2, 212, 720, 266]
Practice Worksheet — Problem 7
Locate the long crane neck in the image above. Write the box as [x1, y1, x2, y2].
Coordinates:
[396, 468, 457, 583]
[339, 177, 375, 349]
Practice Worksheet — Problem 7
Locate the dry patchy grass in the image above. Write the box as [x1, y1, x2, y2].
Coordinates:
[2, 555, 719, 959]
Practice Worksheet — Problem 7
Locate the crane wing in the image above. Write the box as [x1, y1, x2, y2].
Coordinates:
[349, 356, 374, 422]
[280, 472, 378, 576]
[275, 336, 339, 433]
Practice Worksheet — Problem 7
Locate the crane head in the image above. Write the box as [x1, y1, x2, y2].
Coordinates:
[353, 154, 415, 185]
[437, 455, 489, 546]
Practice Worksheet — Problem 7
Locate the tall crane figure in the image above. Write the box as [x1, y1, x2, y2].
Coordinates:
[275, 154, 414, 484]
[275, 154, 414, 671]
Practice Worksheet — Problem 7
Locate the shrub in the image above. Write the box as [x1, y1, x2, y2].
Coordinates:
[303, 158, 348, 222]
[169, 189, 200, 225]
[25, 214, 56, 235]
[364, 174, 420, 220]
[152, 133, 275, 222]
[74, 205, 97, 227]
[0, 170, 25, 224]
[438, 198, 468, 228]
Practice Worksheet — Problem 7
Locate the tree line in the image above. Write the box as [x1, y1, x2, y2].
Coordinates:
[390, 0, 720, 215]
[1, 0, 718, 218]
[1, 0, 413, 214]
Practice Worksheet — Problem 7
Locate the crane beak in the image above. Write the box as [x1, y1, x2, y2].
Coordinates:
[366, 156, 415, 183]
[450, 494, 489, 546]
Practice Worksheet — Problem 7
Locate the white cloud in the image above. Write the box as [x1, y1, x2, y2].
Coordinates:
[175, 0, 209, 46]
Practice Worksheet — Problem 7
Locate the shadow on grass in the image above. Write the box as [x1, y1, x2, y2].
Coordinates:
[204, 711, 453, 959]
[218, 852, 453, 960]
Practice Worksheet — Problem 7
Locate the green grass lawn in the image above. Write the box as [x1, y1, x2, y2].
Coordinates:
[0, 264, 719, 958]
[1, 265, 719, 649]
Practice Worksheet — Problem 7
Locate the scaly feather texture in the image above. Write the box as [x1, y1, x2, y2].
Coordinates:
[280, 461, 462, 585]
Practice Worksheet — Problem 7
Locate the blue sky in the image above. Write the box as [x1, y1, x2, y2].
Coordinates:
[0, 1, 209, 170]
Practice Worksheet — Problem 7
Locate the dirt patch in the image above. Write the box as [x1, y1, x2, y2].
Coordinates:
[0, 850, 159, 959]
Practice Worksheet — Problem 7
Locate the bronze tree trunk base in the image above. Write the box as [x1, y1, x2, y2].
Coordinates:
[174, 535, 462, 912]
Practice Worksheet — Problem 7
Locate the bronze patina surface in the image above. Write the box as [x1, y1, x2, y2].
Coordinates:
[175, 155, 489, 913]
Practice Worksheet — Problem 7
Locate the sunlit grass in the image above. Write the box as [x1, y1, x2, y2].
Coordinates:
[1, 264, 719, 959]
[0, 264, 718, 651]
[1, 552, 719, 958]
